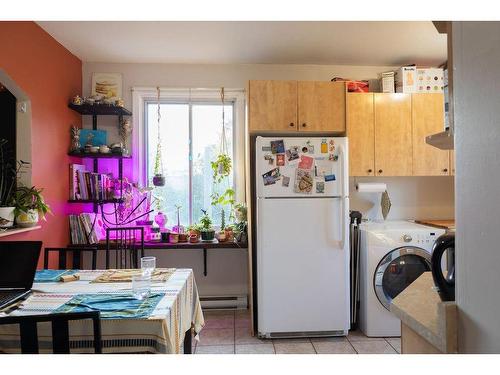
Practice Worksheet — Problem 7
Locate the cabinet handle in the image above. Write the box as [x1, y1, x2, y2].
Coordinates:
[368, 169, 373, 173]
[443, 168, 448, 173]
[289, 122, 295, 127]
[302, 123, 307, 128]
[378, 169, 383, 174]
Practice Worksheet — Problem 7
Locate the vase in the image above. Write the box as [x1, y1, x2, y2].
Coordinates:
[154, 211, 167, 229]
[0, 207, 16, 228]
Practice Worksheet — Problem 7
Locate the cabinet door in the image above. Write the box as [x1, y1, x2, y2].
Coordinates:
[248, 80, 297, 132]
[297, 81, 346, 132]
[412, 94, 450, 176]
[347, 93, 375, 176]
[374, 93, 413, 176]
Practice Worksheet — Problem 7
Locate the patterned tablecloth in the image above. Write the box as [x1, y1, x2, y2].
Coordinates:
[0, 269, 204, 354]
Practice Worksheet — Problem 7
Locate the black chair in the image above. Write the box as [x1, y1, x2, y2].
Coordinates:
[0, 311, 102, 354]
[105, 227, 144, 269]
[44, 246, 98, 270]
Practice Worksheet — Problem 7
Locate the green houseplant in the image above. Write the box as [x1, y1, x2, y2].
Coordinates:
[199, 209, 215, 242]
[13, 186, 51, 227]
[0, 139, 30, 228]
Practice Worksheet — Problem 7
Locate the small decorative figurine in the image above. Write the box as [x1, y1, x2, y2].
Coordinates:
[72, 95, 84, 105]
[70, 125, 81, 153]
[119, 119, 132, 155]
[115, 98, 125, 107]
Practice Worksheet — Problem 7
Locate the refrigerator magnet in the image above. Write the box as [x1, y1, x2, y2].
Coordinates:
[262, 167, 281, 186]
[316, 181, 325, 193]
[276, 154, 285, 167]
[298, 155, 314, 169]
[286, 146, 300, 162]
[264, 154, 275, 165]
[328, 153, 338, 161]
[294, 168, 314, 194]
[271, 140, 285, 154]
[262, 146, 272, 152]
[325, 174, 336, 182]
[282, 175, 290, 187]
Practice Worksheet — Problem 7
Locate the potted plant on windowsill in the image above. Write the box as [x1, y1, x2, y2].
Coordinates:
[13, 186, 51, 227]
[0, 139, 30, 228]
[199, 210, 215, 242]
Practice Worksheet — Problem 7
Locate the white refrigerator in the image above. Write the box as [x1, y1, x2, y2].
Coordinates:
[255, 136, 350, 338]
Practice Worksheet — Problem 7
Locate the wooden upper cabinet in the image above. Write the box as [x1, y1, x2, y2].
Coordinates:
[297, 81, 346, 132]
[347, 93, 375, 176]
[374, 93, 413, 176]
[412, 94, 450, 176]
[248, 80, 298, 132]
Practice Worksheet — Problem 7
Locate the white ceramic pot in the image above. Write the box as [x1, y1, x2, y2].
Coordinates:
[0, 207, 15, 228]
[16, 209, 39, 228]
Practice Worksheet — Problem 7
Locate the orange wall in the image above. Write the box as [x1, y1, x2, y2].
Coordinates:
[0, 22, 82, 267]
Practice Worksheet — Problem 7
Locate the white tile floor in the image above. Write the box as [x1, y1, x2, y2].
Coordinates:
[194, 309, 401, 354]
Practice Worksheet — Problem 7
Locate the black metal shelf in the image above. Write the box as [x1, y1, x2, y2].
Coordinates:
[67, 199, 125, 204]
[68, 103, 132, 116]
[68, 152, 131, 159]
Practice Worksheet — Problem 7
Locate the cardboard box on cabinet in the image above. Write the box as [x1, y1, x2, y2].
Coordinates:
[415, 68, 444, 93]
[395, 66, 417, 93]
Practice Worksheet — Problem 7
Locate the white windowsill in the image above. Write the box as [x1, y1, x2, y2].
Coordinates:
[0, 225, 41, 238]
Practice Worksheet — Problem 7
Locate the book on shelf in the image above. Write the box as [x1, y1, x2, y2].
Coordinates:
[69, 163, 114, 201]
[69, 213, 103, 245]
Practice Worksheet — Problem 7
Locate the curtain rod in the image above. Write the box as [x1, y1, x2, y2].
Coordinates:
[131, 87, 246, 93]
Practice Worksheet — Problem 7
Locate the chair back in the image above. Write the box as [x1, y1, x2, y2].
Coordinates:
[0, 311, 102, 354]
[105, 227, 144, 269]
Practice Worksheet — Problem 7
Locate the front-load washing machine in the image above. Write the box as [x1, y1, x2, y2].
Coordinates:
[359, 221, 445, 337]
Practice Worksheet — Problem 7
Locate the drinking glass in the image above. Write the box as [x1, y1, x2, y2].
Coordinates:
[132, 274, 151, 300]
[141, 256, 156, 277]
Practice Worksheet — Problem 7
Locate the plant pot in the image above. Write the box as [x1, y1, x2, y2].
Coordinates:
[0, 207, 16, 228]
[216, 231, 227, 242]
[178, 233, 188, 243]
[201, 230, 215, 242]
[153, 174, 166, 187]
[224, 228, 234, 242]
[169, 233, 179, 244]
[15, 209, 39, 228]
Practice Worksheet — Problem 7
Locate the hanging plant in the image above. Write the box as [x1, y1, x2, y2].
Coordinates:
[210, 154, 231, 183]
[153, 86, 165, 187]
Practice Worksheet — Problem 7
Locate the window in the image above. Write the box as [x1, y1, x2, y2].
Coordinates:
[145, 100, 234, 227]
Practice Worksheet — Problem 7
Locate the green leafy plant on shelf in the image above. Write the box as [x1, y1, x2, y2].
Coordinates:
[199, 209, 215, 241]
[210, 152, 235, 230]
[13, 186, 51, 218]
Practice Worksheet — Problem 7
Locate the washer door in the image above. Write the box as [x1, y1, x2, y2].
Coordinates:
[374, 246, 431, 310]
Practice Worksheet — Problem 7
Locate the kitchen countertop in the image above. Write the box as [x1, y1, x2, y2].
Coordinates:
[390, 272, 457, 353]
[415, 219, 455, 230]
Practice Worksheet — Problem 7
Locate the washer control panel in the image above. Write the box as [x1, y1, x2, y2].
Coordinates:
[401, 232, 439, 245]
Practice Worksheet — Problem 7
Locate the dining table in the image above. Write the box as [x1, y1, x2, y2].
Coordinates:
[0, 268, 204, 354]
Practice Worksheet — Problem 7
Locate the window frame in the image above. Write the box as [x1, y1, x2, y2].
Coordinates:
[144, 99, 236, 225]
[132, 87, 246, 226]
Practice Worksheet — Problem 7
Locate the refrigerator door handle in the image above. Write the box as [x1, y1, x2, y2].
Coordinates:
[337, 143, 348, 250]
[338, 143, 347, 198]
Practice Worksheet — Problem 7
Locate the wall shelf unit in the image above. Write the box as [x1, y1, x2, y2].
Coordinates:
[68, 103, 132, 213]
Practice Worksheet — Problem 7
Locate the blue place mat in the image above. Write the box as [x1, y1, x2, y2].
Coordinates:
[35, 270, 78, 282]
[54, 293, 165, 319]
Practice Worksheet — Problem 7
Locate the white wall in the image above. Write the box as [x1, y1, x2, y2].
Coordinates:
[454, 22, 500, 353]
[82, 62, 454, 297]
[350, 176, 454, 221]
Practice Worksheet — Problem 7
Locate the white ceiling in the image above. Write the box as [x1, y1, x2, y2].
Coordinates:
[37, 21, 447, 66]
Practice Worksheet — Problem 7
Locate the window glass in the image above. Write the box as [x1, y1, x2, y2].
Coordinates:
[146, 101, 234, 228]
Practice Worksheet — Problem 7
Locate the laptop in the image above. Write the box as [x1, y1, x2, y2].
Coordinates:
[0, 241, 42, 310]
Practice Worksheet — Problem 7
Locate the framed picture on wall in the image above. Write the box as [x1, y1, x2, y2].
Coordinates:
[91, 72, 123, 99]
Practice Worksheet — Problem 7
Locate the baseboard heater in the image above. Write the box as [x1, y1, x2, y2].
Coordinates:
[199, 295, 248, 310]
